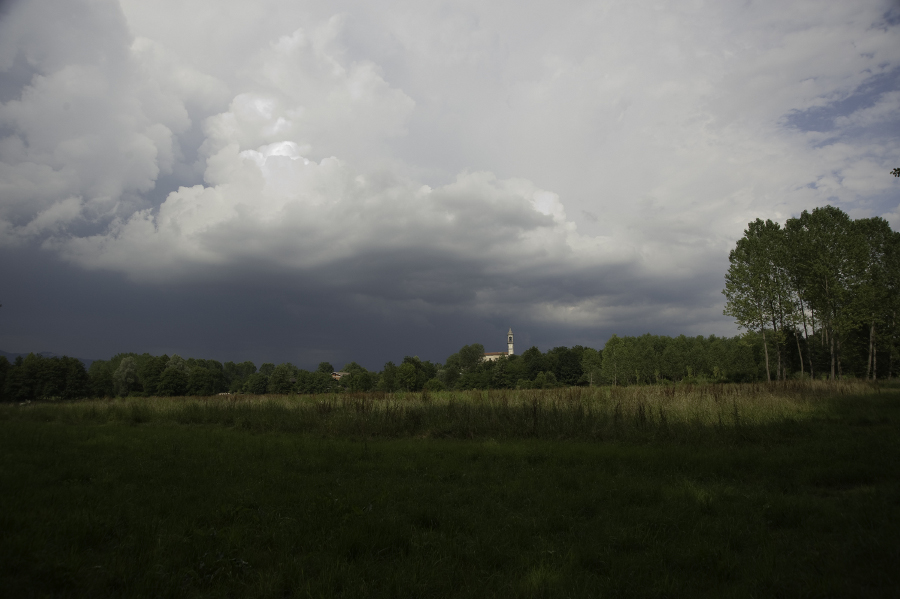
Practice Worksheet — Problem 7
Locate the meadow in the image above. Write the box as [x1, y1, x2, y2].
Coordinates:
[1, 381, 898, 597]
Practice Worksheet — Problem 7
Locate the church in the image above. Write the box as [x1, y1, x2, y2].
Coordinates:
[482, 329, 514, 362]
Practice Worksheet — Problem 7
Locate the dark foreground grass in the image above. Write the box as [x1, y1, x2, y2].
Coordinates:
[1, 387, 898, 598]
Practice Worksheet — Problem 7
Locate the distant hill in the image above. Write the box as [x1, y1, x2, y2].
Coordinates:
[0, 350, 97, 370]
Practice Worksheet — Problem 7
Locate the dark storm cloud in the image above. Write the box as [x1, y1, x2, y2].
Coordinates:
[0, 243, 579, 369]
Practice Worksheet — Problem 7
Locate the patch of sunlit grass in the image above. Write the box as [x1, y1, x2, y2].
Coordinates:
[0, 380, 882, 442]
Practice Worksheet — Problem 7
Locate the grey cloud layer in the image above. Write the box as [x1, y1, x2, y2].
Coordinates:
[2, 0, 899, 348]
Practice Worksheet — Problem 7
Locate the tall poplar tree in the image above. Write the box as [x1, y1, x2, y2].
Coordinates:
[795, 207, 867, 378]
[784, 216, 817, 377]
[723, 219, 782, 381]
[853, 217, 895, 379]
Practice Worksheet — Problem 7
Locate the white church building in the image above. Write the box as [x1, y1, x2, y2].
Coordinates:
[482, 328, 514, 362]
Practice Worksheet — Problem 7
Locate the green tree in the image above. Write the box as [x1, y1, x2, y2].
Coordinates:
[113, 356, 140, 396]
[884, 231, 900, 378]
[547, 346, 584, 386]
[266, 363, 296, 394]
[397, 362, 417, 391]
[341, 362, 367, 376]
[4, 356, 29, 401]
[397, 356, 436, 391]
[157, 355, 189, 396]
[789, 207, 866, 379]
[294, 370, 336, 394]
[521, 346, 549, 380]
[723, 219, 784, 381]
[137, 354, 168, 396]
[337, 362, 373, 392]
[243, 373, 269, 395]
[60, 357, 90, 399]
[784, 217, 817, 378]
[316, 362, 334, 374]
[532, 370, 558, 389]
[377, 361, 399, 392]
[224, 361, 256, 392]
[0, 356, 8, 402]
[457, 344, 485, 373]
[600, 335, 624, 385]
[157, 368, 188, 397]
[187, 367, 220, 396]
[580, 348, 602, 386]
[166, 355, 187, 373]
[88, 360, 115, 397]
[440, 353, 461, 388]
[347, 370, 375, 392]
[503, 354, 528, 385]
[851, 217, 898, 380]
[490, 358, 515, 389]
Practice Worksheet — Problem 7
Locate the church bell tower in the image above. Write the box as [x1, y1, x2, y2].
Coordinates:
[508, 328, 514, 355]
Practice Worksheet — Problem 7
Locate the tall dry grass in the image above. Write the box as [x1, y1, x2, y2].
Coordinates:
[2, 379, 887, 442]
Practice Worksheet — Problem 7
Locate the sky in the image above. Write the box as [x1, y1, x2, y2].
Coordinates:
[1, 0, 899, 370]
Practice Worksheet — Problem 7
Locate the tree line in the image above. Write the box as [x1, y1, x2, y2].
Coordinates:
[0, 331, 809, 402]
[723, 206, 899, 381]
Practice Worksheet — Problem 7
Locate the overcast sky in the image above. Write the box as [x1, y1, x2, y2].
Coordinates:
[1, 0, 899, 370]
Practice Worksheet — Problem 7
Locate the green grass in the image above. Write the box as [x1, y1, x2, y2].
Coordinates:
[1, 382, 898, 597]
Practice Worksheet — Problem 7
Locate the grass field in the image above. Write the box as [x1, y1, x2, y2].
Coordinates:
[1, 381, 898, 597]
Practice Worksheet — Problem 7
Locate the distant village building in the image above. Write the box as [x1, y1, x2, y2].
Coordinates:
[331, 371, 349, 380]
[483, 328, 514, 362]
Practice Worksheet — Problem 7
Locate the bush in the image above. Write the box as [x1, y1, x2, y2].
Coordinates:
[423, 378, 445, 392]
